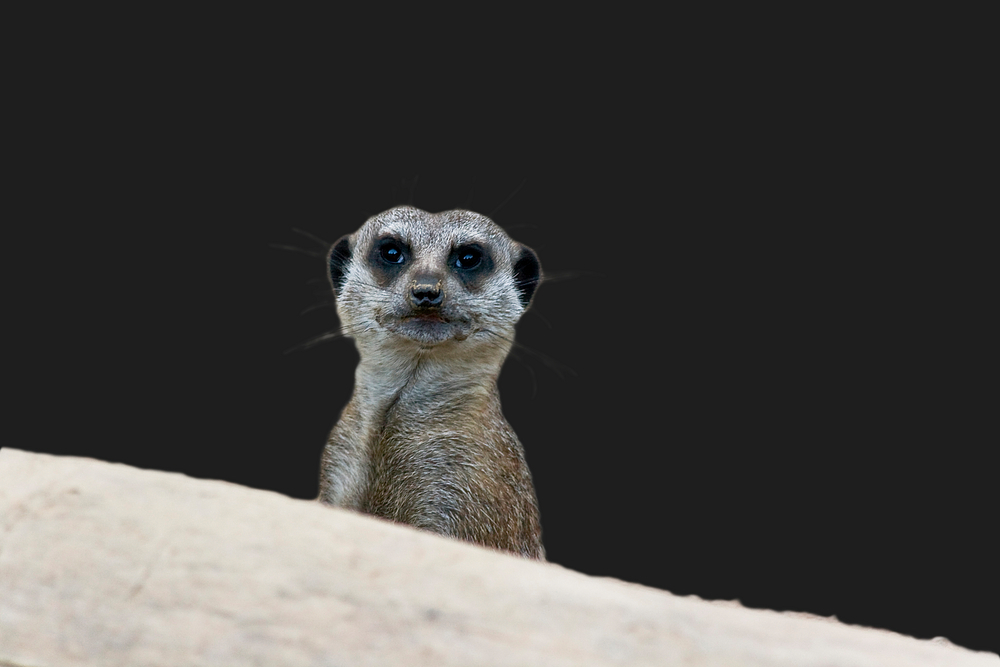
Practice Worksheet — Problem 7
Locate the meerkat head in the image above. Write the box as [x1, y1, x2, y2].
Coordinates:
[327, 206, 541, 357]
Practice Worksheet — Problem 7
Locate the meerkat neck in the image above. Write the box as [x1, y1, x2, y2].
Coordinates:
[352, 349, 502, 417]
[321, 347, 509, 508]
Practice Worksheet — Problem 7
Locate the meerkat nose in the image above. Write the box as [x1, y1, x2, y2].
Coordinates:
[409, 275, 444, 308]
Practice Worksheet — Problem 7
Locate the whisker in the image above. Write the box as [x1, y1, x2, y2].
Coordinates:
[527, 308, 553, 330]
[509, 346, 539, 400]
[270, 243, 327, 259]
[291, 227, 331, 248]
[490, 178, 527, 218]
[300, 301, 335, 315]
[480, 329, 576, 379]
[284, 330, 345, 354]
[283, 323, 372, 354]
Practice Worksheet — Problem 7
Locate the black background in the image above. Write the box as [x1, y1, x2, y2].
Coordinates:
[11, 14, 995, 655]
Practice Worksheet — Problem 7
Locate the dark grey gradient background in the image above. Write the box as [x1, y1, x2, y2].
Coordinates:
[11, 23, 994, 654]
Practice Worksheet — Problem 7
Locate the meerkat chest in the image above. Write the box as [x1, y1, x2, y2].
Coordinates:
[368, 402, 489, 479]
[360, 398, 509, 505]
[361, 424, 470, 526]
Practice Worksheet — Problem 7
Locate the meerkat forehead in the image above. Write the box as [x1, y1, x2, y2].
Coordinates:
[354, 206, 516, 259]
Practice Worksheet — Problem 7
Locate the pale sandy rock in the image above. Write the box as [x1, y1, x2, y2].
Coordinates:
[0, 448, 995, 666]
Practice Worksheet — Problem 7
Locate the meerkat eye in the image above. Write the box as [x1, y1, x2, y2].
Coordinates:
[454, 246, 482, 270]
[379, 241, 405, 265]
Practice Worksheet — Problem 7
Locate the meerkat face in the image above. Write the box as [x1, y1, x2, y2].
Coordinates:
[327, 206, 540, 353]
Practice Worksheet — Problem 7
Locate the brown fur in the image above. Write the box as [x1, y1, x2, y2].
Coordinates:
[318, 206, 544, 559]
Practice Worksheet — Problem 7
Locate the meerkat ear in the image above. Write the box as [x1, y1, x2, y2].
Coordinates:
[328, 235, 352, 297]
[513, 244, 541, 308]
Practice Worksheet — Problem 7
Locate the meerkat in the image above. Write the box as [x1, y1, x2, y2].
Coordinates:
[317, 205, 545, 559]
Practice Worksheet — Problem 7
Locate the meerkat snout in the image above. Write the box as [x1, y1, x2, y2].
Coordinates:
[409, 275, 443, 309]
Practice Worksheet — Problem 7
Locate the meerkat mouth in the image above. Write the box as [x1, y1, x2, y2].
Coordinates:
[385, 312, 472, 346]
[405, 313, 447, 323]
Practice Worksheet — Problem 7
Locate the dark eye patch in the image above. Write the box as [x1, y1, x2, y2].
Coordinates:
[368, 235, 409, 284]
[449, 243, 493, 288]
[453, 245, 483, 270]
[380, 240, 405, 264]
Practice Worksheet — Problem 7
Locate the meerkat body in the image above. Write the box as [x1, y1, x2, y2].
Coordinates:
[318, 206, 545, 559]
